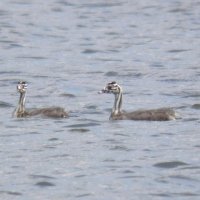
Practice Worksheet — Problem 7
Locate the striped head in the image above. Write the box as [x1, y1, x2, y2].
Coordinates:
[99, 81, 122, 95]
[17, 81, 27, 93]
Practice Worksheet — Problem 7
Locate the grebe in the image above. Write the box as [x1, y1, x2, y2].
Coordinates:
[99, 81, 178, 121]
[13, 81, 68, 118]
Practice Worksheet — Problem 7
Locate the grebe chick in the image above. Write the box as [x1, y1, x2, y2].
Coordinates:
[13, 81, 68, 118]
[99, 81, 178, 121]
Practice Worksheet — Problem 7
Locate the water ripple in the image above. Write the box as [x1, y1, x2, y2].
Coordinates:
[104, 71, 119, 77]
[0, 191, 22, 196]
[16, 56, 47, 60]
[82, 49, 103, 54]
[192, 104, 200, 109]
[169, 175, 199, 182]
[167, 49, 191, 53]
[81, 2, 123, 8]
[76, 193, 93, 198]
[30, 174, 56, 180]
[69, 128, 90, 133]
[151, 192, 200, 197]
[35, 181, 55, 187]
[66, 122, 100, 128]
[153, 161, 188, 168]
[0, 101, 13, 108]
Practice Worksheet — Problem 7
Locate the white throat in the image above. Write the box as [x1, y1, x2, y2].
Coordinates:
[13, 91, 26, 117]
[111, 87, 123, 116]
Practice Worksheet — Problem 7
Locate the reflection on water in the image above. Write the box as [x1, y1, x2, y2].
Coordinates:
[0, 0, 200, 199]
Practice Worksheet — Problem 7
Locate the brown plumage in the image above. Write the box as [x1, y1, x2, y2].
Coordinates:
[99, 81, 178, 121]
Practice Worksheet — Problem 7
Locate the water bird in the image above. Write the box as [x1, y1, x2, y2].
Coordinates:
[99, 81, 178, 121]
[13, 81, 68, 118]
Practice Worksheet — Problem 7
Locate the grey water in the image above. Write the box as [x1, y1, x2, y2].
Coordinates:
[0, 0, 200, 199]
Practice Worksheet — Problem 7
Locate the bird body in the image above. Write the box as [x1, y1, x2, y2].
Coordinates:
[99, 81, 178, 121]
[28, 107, 68, 118]
[13, 81, 68, 118]
[110, 108, 176, 121]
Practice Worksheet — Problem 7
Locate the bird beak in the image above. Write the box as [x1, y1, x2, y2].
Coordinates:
[98, 87, 109, 94]
[98, 90, 104, 94]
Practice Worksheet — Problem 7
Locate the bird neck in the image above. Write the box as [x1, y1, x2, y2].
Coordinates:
[14, 92, 26, 116]
[111, 90, 123, 117]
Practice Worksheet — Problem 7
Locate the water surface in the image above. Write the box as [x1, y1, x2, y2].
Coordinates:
[0, 0, 200, 199]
